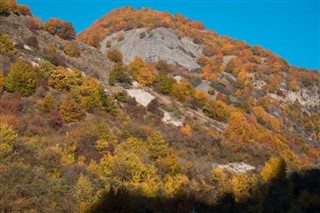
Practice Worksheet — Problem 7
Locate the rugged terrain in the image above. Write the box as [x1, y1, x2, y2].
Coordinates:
[0, 2, 320, 212]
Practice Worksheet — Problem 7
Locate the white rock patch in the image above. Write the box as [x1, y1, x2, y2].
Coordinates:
[127, 89, 155, 107]
[213, 162, 255, 173]
[162, 111, 183, 127]
[30, 61, 39, 67]
[23, 44, 31, 50]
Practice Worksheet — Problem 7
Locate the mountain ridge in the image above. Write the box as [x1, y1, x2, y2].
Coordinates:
[0, 1, 319, 212]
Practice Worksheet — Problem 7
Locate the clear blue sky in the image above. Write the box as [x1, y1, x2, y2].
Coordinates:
[19, 0, 319, 70]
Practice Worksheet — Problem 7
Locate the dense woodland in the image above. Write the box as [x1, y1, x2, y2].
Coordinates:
[0, 1, 320, 212]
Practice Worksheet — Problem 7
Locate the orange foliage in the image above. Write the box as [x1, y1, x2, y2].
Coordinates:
[201, 65, 218, 81]
[180, 123, 192, 137]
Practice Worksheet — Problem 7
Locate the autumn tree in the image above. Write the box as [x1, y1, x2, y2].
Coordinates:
[72, 76, 103, 112]
[0, 124, 17, 157]
[171, 81, 195, 102]
[45, 18, 76, 40]
[128, 57, 156, 86]
[59, 96, 83, 122]
[260, 156, 286, 182]
[75, 174, 95, 211]
[147, 131, 169, 159]
[224, 110, 251, 142]
[231, 174, 258, 202]
[5, 60, 36, 96]
[201, 65, 218, 81]
[48, 66, 82, 91]
[101, 137, 161, 197]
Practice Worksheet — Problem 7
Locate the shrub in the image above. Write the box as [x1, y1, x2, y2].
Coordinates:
[0, 33, 17, 54]
[147, 98, 164, 118]
[108, 63, 131, 86]
[0, 124, 17, 157]
[45, 18, 76, 40]
[154, 72, 176, 95]
[64, 41, 81, 57]
[48, 66, 82, 91]
[0, 72, 4, 87]
[203, 45, 216, 57]
[59, 96, 83, 123]
[116, 33, 125, 42]
[171, 81, 195, 102]
[38, 92, 55, 114]
[0, 0, 31, 16]
[25, 17, 43, 33]
[107, 49, 123, 63]
[39, 61, 55, 79]
[5, 60, 36, 96]
[47, 110, 63, 129]
[87, 34, 100, 48]
[25, 35, 38, 48]
[0, 92, 21, 114]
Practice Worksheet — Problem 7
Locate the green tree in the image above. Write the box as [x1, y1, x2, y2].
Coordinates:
[5, 60, 36, 96]
[108, 63, 131, 86]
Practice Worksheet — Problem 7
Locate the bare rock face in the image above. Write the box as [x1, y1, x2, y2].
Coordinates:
[100, 27, 202, 70]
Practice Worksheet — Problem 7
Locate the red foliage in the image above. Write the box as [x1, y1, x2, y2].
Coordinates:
[0, 92, 21, 115]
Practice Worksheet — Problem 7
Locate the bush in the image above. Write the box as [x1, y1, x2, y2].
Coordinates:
[5, 60, 36, 96]
[107, 49, 123, 63]
[108, 63, 131, 86]
[45, 18, 76, 40]
[59, 96, 83, 123]
[47, 110, 63, 129]
[64, 41, 81, 57]
[25, 17, 43, 33]
[48, 66, 82, 91]
[0, 92, 21, 114]
[0, 0, 31, 16]
[0, 33, 17, 54]
[25, 36, 38, 48]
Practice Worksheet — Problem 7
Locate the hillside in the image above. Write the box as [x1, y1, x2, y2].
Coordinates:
[0, 2, 320, 212]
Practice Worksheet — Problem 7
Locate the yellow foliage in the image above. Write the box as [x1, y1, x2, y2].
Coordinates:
[128, 57, 156, 86]
[253, 106, 282, 132]
[224, 110, 251, 142]
[171, 81, 195, 102]
[163, 174, 189, 198]
[260, 156, 286, 182]
[231, 174, 258, 202]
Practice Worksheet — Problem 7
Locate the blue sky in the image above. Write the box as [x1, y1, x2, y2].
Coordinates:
[18, 0, 319, 70]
